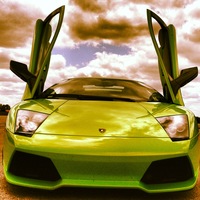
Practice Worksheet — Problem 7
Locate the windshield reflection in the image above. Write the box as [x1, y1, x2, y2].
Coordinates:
[41, 78, 167, 102]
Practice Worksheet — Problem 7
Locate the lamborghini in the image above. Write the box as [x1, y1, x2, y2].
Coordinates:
[2, 6, 200, 193]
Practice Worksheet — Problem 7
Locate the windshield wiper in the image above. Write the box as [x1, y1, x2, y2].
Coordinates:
[45, 93, 136, 102]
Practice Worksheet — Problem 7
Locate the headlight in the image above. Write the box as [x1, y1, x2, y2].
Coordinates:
[156, 115, 189, 141]
[15, 110, 48, 137]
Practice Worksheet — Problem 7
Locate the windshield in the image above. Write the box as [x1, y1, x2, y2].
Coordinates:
[40, 78, 166, 102]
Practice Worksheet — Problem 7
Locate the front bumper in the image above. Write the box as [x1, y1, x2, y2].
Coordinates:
[3, 130, 200, 193]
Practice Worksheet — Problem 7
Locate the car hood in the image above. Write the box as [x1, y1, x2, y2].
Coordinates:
[35, 100, 185, 138]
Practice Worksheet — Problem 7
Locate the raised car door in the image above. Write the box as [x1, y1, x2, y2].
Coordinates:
[10, 6, 65, 100]
[147, 9, 198, 105]
[147, 9, 182, 105]
[26, 5, 65, 99]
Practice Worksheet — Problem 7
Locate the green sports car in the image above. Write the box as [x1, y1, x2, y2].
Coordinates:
[2, 7, 200, 193]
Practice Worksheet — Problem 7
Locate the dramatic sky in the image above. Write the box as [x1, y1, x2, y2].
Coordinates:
[0, 0, 200, 116]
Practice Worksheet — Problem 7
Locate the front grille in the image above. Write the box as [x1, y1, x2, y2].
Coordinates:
[9, 151, 61, 181]
[141, 156, 193, 184]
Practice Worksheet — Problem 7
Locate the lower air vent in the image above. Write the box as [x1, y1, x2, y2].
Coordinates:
[141, 156, 193, 184]
[9, 151, 61, 181]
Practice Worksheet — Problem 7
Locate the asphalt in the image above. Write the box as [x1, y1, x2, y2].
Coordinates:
[0, 115, 200, 200]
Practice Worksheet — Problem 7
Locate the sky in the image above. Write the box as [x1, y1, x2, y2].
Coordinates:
[0, 0, 200, 116]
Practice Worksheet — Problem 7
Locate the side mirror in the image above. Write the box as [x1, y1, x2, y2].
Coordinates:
[10, 60, 36, 90]
[171, 67, 198, 95]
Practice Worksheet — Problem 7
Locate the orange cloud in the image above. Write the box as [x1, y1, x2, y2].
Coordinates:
[0, 1, 42, 48]
[68, 13, 149, 44]
[71, 0, 106, 13]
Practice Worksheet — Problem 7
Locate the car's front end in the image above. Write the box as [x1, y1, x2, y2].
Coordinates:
[3, 97, 200, 193]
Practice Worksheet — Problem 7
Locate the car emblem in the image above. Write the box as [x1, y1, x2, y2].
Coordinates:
[99, 128, 106, 133]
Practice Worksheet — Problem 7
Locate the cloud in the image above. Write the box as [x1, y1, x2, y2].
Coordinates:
[70, 0, 107, 13]
[68, 13, 148, 44]
[0, 50, 10, 69]
[0, 68, 25, 105]
[48, 50, 161, 92]
[0, 1, 42, 48]
[66, 0, 151, 45]
[45, 54, 67, 87]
